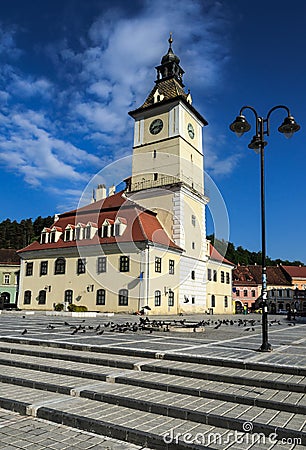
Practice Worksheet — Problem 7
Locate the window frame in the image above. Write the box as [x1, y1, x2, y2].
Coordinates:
[38, 290, 46, 305]
[64, 289, 73, 304]
[25, 262, 33, 277]
[119, 256, 130, 272]
[40, 261, 48, 276]
[97, 256, 107, 274]
[169, 259, 175, 275]
[154, 290, 161, 307]
[155, 257, 162, 273]
[168, 290, 174, 307]
[24, 290, 31, 305]
[54, 258, 66, 275]
[118, 289, 128, 306]
[77, 258, 86, 275]
[96, 289, 106, 305]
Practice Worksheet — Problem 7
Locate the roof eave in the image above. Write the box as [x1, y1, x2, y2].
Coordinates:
[128, 96, 208, 126]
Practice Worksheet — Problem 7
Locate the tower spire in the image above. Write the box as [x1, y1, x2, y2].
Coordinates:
[156, 34, 184, 85]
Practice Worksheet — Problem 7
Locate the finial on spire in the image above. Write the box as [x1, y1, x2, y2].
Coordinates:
[168, 32, 173, 48]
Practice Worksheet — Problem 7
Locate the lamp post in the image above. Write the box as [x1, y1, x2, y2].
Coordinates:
[230, 106, 300, 352]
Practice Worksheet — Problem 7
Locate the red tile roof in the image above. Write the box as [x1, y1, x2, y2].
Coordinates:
[18, 191, 182, 254]
[0, 249, 20, 265]
[209, 243, 235, 266]
[281, 265, 306, 279]
[233, 265, 292, 286]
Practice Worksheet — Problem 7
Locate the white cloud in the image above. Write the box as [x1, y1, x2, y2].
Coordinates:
[0, 0, 233, 206]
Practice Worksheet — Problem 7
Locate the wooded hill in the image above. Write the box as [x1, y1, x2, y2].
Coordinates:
[0, 217, 303, 266]
[208, 234, 304, 267]
[0, 216, 54, 249]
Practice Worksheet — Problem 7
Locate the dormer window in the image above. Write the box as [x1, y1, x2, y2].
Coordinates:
[64, 225, 75, 241]
[153, 89, 164, 103]
[84, 222, 98, 240]
[101, 219, 114, 238]
[40, 227, 51, 244]
[114, 217, 127, 237]
[48, 226, 62, 243]
[75, 223, 85, 240]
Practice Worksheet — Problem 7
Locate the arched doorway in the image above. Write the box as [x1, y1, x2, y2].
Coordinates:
[0, 292, 10, 309]
[235, 300, 243, 314]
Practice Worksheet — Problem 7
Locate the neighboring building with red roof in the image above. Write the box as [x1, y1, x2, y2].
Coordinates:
[232, 265, 295, 313]
[18, 37, 235, 314]
[0, 249, 20, 309]
[280, 266, 306, 314]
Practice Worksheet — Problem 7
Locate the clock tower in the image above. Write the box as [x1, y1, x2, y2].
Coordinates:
[127, 35, 209, 312]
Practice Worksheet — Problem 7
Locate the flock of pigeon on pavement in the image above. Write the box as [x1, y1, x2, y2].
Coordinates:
[19, 315, 295, 336]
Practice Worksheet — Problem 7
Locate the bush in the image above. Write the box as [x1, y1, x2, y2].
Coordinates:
[54, 303, 64, 311]
[67, 304, 88, 312]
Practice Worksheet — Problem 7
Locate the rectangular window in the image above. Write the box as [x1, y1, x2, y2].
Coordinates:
[236, 290, 240, 297]
[77, 258, 86, 274]
[155, 257, 161, 273]
[224, 296, 228, 308]
[97, 257, 107, 273]
[191, 270, 195, 280]
[252, 290, 256, 297]
[96, 289, 106, 305]
[226, 272, 230, 284]
[278, 290, 283, 297]
[155, 290, 161, 307]
[26, 262, 33, 276]
[191, 215, 196, 227]
[213, 270, 217, 282]
[118, 289, 128, 306]
[85, 227, 91, 239]
[168, 291, 174, 307]
[65, 230, 71, 241]
[153, 173, 158, 181]
[221, 271, 225, 283]
[119, 256, 130, 272]
[38, 290, 46, 305]
[211, 295, 216, 307]
[169, 259, 175, 275]
[40, 261, 48, 276]
[24, 290, 31, 305]
[153, 149, 157, 159]
[191, 296, 195, 304]
[208, 269, 212, 281]
[4, 274, 10, 284]
[244, 289, 248, 297]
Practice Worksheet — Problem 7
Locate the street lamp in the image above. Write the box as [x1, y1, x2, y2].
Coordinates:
[230, 105, 300, 352]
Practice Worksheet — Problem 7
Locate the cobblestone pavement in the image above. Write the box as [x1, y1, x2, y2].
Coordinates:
[0, 407, 148, 449]
[0, 311, 305, 449]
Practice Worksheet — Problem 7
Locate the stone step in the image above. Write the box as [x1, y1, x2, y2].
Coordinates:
[0, 381, 245, 450]
[0, 365, 305, 446]
[0, 362, 305, 417]
[2, 336, 306, 377]
[0, 345, 305, 396]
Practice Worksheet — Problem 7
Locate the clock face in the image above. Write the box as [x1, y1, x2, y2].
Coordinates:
[188, 123, 195, 139]
[149, 118, 163, 135]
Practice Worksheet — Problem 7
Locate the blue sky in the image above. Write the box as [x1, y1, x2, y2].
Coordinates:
[0, 0, 305, 262]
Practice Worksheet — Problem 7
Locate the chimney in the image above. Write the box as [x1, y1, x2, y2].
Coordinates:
[95, 184, 107, 201]
[109, 185, 116, 196]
